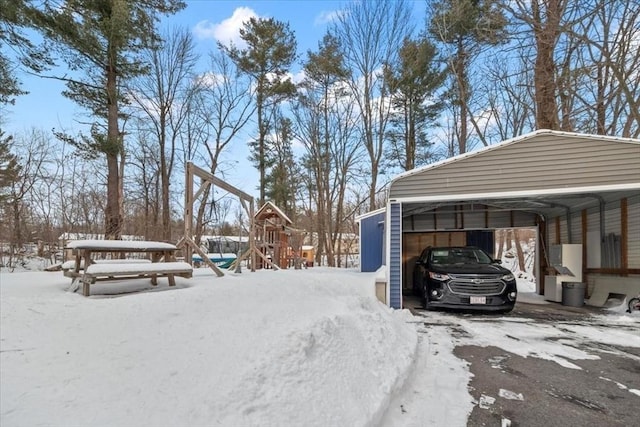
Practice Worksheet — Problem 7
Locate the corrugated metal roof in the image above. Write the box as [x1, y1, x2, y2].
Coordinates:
[389, 130, 640, 219]
[391, 129, 640, 187]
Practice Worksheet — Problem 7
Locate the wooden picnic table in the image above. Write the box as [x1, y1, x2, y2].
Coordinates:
[64, 240, 192, 296]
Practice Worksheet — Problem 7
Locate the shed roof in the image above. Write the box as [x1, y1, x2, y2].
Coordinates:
[355, 208, 386, 222]
[389, 130, 640, 219]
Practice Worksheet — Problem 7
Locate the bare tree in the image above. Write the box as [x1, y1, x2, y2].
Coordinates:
[128, 27, 199, 241]
[573, 0, 640, 137]
[504, 0, 639, 137]
[294, 34, 361, 266]
[481, 52, 537, 140]
[3, 129, 52, 257]
[125, 128, 162, 239]
[506, 0, 572, 130]
[190, 50, 255, 244]
[332, 0, 413, 211]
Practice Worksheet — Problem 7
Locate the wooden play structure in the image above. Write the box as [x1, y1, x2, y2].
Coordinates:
[178, 162, 287, 274]
[253, 201, 307, 269]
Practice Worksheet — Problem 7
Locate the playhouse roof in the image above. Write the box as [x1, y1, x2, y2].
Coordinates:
[255, 201, 293, 225]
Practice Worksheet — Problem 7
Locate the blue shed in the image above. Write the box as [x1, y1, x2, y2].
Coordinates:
[356, 208, 386, 272]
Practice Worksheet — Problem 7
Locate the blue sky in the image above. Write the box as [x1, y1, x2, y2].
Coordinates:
[3, 0, 427, 193]
[4, 1, 345, 131]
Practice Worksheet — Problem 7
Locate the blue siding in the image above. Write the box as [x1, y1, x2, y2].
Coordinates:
[389, 203, 402, 309]
[360, 212, 385, 272]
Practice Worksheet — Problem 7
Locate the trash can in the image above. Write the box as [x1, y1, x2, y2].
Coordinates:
[562, 282, 586, 307]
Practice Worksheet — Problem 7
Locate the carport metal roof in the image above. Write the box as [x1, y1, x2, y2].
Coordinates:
[389, 130, 640, 220]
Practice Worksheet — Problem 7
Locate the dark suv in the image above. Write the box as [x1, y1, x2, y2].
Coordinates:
[412, 246, 517, 312]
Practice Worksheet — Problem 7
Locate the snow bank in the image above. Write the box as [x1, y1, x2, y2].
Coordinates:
[0, 267, 418, 427]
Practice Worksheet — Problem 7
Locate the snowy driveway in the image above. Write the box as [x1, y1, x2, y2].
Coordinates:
[383, 298, 640, 427]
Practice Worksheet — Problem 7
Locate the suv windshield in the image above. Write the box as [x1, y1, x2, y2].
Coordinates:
[429, 247, 493, 265]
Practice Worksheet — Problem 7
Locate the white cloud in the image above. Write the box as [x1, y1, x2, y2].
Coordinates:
[314, 9, 344, 26]
[290, 70, 306, 85]
[193, 7, 258, 48]
[195, 71, 226, 89]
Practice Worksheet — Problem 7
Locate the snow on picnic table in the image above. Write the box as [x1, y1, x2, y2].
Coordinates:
[0, 267, 418, 427]
[65, 239, 178, 250]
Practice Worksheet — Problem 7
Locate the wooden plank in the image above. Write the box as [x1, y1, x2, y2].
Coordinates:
[190, 162, 254, 202]
[193, 180, 209, 203]
[621, 198, 628, 274]
[250, 200, 256, 272]
[81, 261, 193, 296]
[255, 247, 280, 270]
[185, 163, 194, 265]
[185, 237, 225, 277]
[84, 262, 192, 276]
[67, 240, 177, 251]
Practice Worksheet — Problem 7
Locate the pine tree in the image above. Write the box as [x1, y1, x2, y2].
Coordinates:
[264, 115, 298, 219]
[26, 0, 185, 239]
[384, 36, 447, 171]
[0, 130, 20, 205]
[429, 0, 507, 153]
[0, 0, 53, 105]
[221, 17, 297, 205]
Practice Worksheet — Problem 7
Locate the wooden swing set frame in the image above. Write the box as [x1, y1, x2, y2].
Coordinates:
[177, 162, 280, 275]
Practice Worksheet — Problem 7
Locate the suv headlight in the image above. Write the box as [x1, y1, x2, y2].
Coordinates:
[502, 273, 515, 281]
[429, 272, 450, 281]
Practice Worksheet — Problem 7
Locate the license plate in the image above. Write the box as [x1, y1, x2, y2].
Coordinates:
[470, 296, 486, 304]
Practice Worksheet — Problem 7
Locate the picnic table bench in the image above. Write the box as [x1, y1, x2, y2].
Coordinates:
[61, 258, 152, 276]
[64, 240, 193, 296]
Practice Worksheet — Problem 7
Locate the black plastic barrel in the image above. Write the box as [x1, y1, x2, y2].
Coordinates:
[562, 282, 586, 307]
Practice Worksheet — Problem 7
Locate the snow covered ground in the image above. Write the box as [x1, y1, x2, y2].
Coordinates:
[1, 265, 638, 426]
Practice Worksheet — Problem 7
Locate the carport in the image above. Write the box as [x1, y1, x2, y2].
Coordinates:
[383, 130, 640, 309]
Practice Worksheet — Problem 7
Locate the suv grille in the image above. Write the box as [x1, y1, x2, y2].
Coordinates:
[447, 274, 506, 296]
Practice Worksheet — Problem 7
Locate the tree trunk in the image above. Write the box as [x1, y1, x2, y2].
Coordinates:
[532, 0, 563, 130]
[596, 65, 606, 135]
[496, 230, 504, 260]
[105, 46, 122, 240]
[455, 40, 468, 154]
[368, 161, 378, 212]
[515, 229, 526, 272]
[12, 199, 21, 249]
[406, 98, 415, 170]
[160, 116, 170, 242]
[257, 87, 266, 205]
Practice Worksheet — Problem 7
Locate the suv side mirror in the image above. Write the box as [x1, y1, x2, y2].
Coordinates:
[493, 259, 502, 264]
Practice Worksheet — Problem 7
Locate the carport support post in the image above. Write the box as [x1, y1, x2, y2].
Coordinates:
[537, 215, 547, 296]
[387, 202, 402, 309]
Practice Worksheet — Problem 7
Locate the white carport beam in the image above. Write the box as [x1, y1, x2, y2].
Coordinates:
[389, 183, 640, 204]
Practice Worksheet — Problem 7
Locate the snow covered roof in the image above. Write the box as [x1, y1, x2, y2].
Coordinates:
[388, 129, 640, 219]
[355, 208, 386, 222]
[391, 129, 640, 185]
[255, 201, 293, 224]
